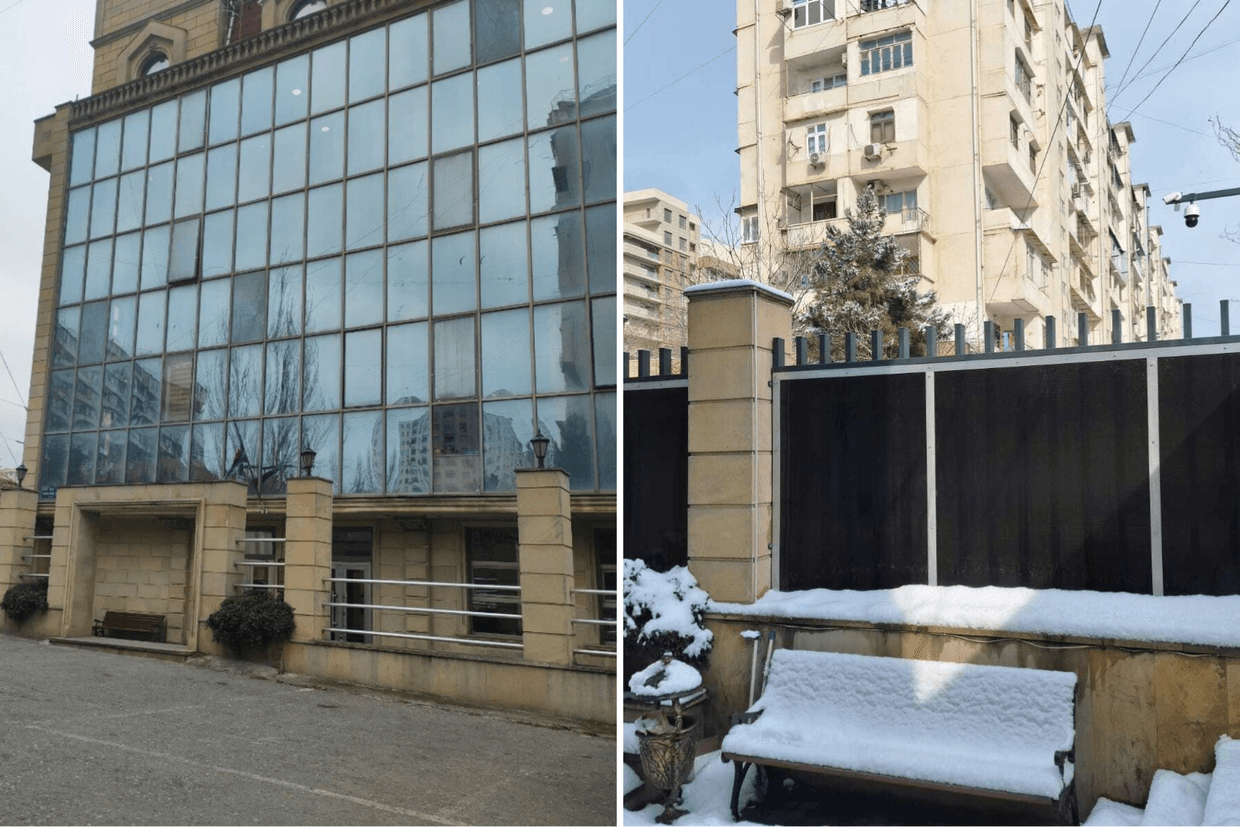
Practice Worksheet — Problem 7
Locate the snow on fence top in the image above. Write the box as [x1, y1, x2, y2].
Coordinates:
[722, 649, 1077, 799]
[712, 585, 1240, 649]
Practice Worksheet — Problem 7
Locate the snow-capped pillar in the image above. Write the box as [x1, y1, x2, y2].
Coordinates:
[515, 467, 576, 665]
[685, 280, 794, 603]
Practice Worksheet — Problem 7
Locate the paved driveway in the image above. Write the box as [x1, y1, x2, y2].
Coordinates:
[0, 635, 615, 825]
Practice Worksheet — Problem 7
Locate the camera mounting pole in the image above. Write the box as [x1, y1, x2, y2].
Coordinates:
[1164, 186, 1240, 207]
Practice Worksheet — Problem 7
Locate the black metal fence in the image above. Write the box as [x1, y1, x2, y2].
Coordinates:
[777, 302, 1240, 596]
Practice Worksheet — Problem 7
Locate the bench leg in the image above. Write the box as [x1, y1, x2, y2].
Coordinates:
[730, 760, 751, 822]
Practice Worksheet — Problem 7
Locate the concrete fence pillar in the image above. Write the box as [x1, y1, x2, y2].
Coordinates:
[0, 488, 39, 591]
[284, 477, 333, 644]
[685, 281, 794, 603]
[194, 483, 248, 650]
[515, 467, 575, 666]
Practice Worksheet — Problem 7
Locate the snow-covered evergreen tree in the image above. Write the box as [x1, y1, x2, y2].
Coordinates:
[797, 186, 950, 360]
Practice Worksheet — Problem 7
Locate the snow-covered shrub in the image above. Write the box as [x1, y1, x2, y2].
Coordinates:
[623, 559, 713, 681]
[1, 580, 48, 625]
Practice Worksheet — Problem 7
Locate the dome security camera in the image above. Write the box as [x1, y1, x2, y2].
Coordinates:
[1185, 203, 1201, 228]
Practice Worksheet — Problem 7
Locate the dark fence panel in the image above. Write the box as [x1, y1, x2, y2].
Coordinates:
[1159, 353, 1240, 595]
[623, 386, 689, 570]
[780, 374, 928, 590]
[935, 361, 1151, 592]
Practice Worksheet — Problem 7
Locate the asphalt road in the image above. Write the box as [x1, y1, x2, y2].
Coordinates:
[0, 635, 616, 825]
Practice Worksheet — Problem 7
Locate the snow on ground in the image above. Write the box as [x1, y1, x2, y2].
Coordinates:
[721, 649, 1074, 799]
[1085, 798, 1146, 826]
[1140, 770, 1210, 826]
[714, 584, 1240, 647]
[624, 764, 643, 797]
[1203, 736, 1240, 826]
[628, 658, 703, 696]
[624, 750, 764, 826]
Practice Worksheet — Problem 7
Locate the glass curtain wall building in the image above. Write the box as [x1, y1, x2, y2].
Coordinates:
[41, 0, 617, 500]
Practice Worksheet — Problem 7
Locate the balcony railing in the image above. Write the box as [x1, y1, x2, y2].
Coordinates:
[785, 207, 929, 249]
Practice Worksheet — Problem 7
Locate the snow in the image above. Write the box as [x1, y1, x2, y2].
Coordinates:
[1203, 735, 1240, 826]
[1085, 798, 1146, 826]
[713, 584, 1240, 647]
[624, 560, 713, 659]
[623, 764, 643, 797]
[683, 278, 794, 303]
[720, 649, 1075, 799]
[624, 751, 764, 826]
[623, 721, 639, 755]
[628, 658, 703, 697]
[1141, 770, 1210, 826]
[740, 629, 761, 640]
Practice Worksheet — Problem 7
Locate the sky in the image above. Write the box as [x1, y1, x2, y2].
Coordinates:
[623, 0, 1240, 337]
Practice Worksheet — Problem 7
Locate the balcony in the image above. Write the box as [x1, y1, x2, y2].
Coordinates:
[884, 206, 932, 237]
[784, 85, 849, 123]
[782, 207, 930, 251]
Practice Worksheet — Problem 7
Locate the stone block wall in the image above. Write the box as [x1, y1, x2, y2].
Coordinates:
[91, 518, 192, 642]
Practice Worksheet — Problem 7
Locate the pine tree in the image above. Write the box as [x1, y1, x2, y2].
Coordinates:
[797, 186, 950, 359]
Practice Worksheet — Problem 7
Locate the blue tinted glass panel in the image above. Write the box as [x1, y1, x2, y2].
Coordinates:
[113, 233, 140, 295]
[386, 322, 429, 404]
[174, 152, 205, 219]
[480, 222, 528, 308]
[305, 257, 342, 333]
[349, 28, 387, 102]
[387, 240, 428, 322]
[89, 177, 117, 239]
[265, 340, 301, 415]
[199, 279, 232, 348]
[84, 239, 114, 302]
[149, 100, 178, 163]
[344, 329, 382, 407]
[157, 425, 191, 482]
[194, 349, 227, 421]
[275, 54, 310, 126]
[433, 151, 473, 230]
[97, 430, 126, 484]
[53, 309, 79, 369]
[475, 0, 520, 63]
[78, 301, 108, 365]
[432, 1, 471, 75]
[592, 295, 616, 386]
[576, 1, 616, 32]
[268, 265, 303, 338]
[307, 183, 344, 258]
[432, 232, 476, 315]
[525, 44, 575, 127]
[229, 345, 263, 418]
[477, 59, 524, 142]
[386, 407, 430, 493]
[581, 115, 616, 203]
[166, 284, 198, 354]
[94, 119, 121, 179]
[65, 187, 90, 246]
[130, 358, 162, 427]
[433, 316, 476, 400]
[431, 73, 474, 153]
[524, 0, 572, 48]
[241, 66, 275, 136]
[389, 14, 428, 89]
[39, 434, 69, 494]
[121, 109, 150, 172]
[342, 410, 383, 493]
[536, 394, 595, 490]
[478, 138, 525, 223]
[231, 271, 267, 344]
[387, 162, 428, 242]
[209, 78, 241, 145]
[301, 413, 340, 493]
[169, 218, 201, 283]
[482, 308, 531, 397]
[311, 41, 347, 115]
[483, 398, 533, 491]
[141, 224, 170, 290]
[388, 87, 427, 165]
[102, 362, 131, 428]
[309, 112, 345, 185]
[72, 365, 103, 431]
[344, 249, 384, 328]
[270, 193, 306, 265]
[205, 144, 238, 212]
[530, 211, 584, 300]
[346, 172, 385, 250]
[135, 290, 166, 356]
[577, 30, 617, 117]
[145, 161, 174, 225]
[107, 295, 136, 361]
[261, 417, 297, 495]
[347, 100, 386, 175]
[69, 127, 96, 188]
[534, 301, 590, 392]
[68, 432, 98, 486]
[47, 371, 74, 431]
[234, 202, 269, 273]
[223, 418, 259, 489]
[432, 404, 479, 492]
[202, 210, 235, 279]
[273, 122, 308, 194]
[585, 203, 616, 294]
[303, 334, 341, 411]
[60, 245, 86, 306]
[116, 171, 145, 235]
[594, 391, 616, 489]
[190, 422, 227, 480]
[528, 127, 580, 213]
[238, 134, 272, 204]
[126, 427, 157, 483]
[179, 90, 207, 153]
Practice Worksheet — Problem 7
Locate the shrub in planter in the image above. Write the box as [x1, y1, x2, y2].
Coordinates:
[205, 590, 295, 655]
[623, 559, 713, 683]
[1, 580, 49, 625]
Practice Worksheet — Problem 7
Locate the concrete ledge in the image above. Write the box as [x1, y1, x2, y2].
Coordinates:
[281, 640, 615, 725]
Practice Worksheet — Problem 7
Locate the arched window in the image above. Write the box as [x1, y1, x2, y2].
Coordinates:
[290, 0, 328, 20]
[140, 51, 169, 76]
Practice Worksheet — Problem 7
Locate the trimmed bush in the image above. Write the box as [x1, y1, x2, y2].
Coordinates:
[1, 580, 49, 625]
[205, 590, 295, 655]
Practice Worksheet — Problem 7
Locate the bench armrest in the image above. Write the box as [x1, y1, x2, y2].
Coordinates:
[730, 710, 763, 727]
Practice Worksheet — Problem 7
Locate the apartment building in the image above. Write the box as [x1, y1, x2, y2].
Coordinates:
[736, 0, 1180, 347]
[622, 188, 699, 362]
[1, 0, 617, 722]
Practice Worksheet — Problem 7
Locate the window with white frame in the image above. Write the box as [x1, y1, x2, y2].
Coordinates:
[859, 31, 912, 76]
[870, 110, 895, 144]
[792, 0, 836, 29]
[1015, 51, 1033, 100]
[884, 189, 917, 219]
[741, 215, 759, 244]
[810, 72, 847, 93]
[806, 123, 828, 154]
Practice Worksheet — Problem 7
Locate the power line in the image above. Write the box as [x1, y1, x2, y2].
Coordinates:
[1114, 0, 1232, 124]
[0, 0, 28, 17]
[0, 347, 26, 410]
[1107, 0, 1205, 107]
[0, 430, 18, 466]
[624, 0, 662, 45]
[1128, 110, 1212, 138]
[988, 0, 1103, 306]
[625, 45, 736, 112]
[1119, 32, 1240, 89]
[1108, 0, 1162, 104]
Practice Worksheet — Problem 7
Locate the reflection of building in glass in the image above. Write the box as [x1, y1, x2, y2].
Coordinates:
[389, 408, 527, 494]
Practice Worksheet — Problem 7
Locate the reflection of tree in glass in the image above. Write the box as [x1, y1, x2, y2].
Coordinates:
[538, 403, 593, 489]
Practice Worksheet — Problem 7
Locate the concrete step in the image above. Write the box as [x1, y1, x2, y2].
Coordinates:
[49, 636, 195, 664]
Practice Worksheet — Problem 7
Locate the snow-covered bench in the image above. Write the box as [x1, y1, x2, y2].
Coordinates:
[720, 649, 1079, 823]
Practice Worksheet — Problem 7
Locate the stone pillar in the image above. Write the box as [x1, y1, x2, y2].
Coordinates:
[284, 477, 333, 644]
[194, 482, 248, 651]
[516, 467, 575, 666]
[686, 280, 793, 603]
[0, 488, 39, 590]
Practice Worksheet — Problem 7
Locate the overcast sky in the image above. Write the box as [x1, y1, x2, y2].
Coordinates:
[624, 0, 1240, 336]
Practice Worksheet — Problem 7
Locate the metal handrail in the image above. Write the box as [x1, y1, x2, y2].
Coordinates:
[324, 601, 522, 620]
[323, 577, 520, 592]
[571, 618, 617, 627]
[323, 627, 522, 650]
[234, 560, 286, 568]
[24, 535, 53, 541]
[238, 537, 287, 543]
[571, 588, 615, 596]
[20, 572, 49, 579]
[574, 648, 617, 658]
[21, 554, 52, 560]
[234, 582, 283, 591]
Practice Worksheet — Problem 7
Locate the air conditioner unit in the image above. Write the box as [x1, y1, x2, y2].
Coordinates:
[863, 143, 883, 160]
[1070, 183, 1082, 198]
[777, 0, 794, 15]
[809, 151, 825, 167]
